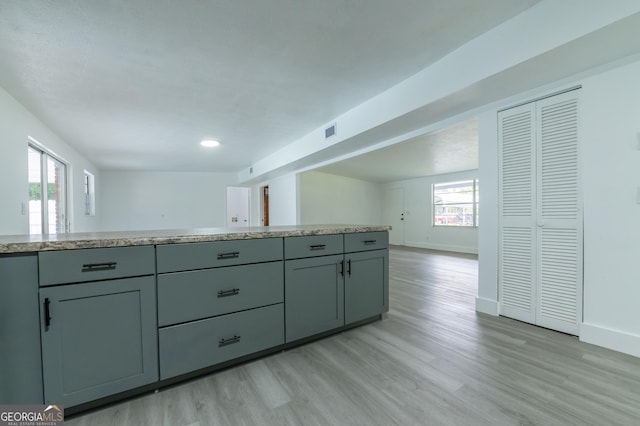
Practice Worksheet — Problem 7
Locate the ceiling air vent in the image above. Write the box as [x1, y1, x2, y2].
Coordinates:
[325, 123, 337, 140]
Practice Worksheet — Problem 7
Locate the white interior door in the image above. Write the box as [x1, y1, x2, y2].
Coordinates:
[383, 188, 405, 245]
[226, 187, 250, 227]
[535, 91, 582, 335]
[498, 102, 537, 325]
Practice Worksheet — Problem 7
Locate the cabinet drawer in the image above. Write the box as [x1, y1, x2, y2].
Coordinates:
[38, 246, 155, 286]
[157, 262, 283, 326]
[159, 304, 284, 380]
[284, 234, 343, 259]
[157, 238, 282, 273]
[344, 231, 389, 253]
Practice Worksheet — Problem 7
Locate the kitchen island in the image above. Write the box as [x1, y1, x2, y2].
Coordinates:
[0, 225, 389, 414]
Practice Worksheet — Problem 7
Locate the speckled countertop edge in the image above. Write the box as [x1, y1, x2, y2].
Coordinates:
[0, 225, 390, 254]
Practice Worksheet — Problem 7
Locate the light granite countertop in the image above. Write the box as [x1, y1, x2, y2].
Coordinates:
[0, 225, 390, 254]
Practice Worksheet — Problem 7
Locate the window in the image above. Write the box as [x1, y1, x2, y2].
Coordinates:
[84, 170, 96, 216]
[28, 143, 68, 234]
[433, 179, 479, 227]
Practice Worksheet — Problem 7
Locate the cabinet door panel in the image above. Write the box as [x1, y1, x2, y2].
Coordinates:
[40, 276, 158, 408]
[345, 250, 389, 324]
[285, 254, 344, 342]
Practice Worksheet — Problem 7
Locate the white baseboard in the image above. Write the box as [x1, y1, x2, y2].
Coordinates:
[404, 241, 478, 255]
[580, 322, 640, 358]
[475, 297, 499, 316]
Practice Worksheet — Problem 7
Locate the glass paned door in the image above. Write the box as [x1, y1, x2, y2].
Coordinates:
[28, 146, 43, 234]
[47, 156, 66, 234]
[28, 145, 67, 234]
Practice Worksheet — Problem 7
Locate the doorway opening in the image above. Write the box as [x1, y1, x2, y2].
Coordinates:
[226, 187, 250, 227]
[261, 185, 269, 226]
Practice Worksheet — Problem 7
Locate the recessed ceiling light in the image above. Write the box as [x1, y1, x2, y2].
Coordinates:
[200, 139, 220, 148]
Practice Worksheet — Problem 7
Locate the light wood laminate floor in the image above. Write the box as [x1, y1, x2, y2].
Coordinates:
[68, 246, 640, 425]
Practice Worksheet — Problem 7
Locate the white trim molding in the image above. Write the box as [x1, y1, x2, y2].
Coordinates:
[580, 322, 640, 358]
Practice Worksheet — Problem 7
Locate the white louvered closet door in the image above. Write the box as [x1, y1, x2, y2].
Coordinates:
[535, 91, 582, 335]
[498, 89, 582, 335]
[498, 103, 536, 325]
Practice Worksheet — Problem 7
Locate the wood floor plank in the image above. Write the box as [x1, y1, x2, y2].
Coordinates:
[67, 246, 640, 425]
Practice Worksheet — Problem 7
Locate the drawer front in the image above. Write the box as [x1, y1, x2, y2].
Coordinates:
[157, 262, 284, 326]
[284, 234, 343, 259]
[156, 238, 283, 273]
[344, 231, 389, 253]
[159, 304, 284, 380]
[38, 246, 155, 286]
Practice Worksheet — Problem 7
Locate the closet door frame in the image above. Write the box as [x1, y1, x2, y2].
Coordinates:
[498, 88, 582, 336]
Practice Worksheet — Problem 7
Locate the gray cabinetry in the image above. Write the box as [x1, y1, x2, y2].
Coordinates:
[156, 238, 282, 273]
[284, 235, 345, 342]
[0, 229, 388, 411]
[38, 248, 158, 408]
[157, 238, 284, 380]
[158, 262, 283, 326]
[159, 304, 283, 379]
[38, 246, 155, 286]
[344, 232, 389, 325]
[0, 254, 43, 404]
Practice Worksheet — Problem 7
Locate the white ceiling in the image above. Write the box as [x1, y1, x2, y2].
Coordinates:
[315, 118, 478, 183]
[0, 0, 540, 172]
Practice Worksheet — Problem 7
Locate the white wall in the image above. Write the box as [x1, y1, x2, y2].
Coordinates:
[267, 174, 299, 226]
[298, 171, 383, 225]
[98, 171, 237, 231]
[476, 110, 500, 315]
[383, 170, 479, 254]
[0, 87, 100, 235]
[579, 60, 640, 357]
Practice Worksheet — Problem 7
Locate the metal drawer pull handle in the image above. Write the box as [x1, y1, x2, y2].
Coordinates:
[82, 262, 117, 272]
[363, 240, 377, 245]
[217, 251, 240, 260]
[309, 244, 326, 250]
[218, 335, 241, 347]
[217, 288, 240, 298]
[44, 298, 51, 329]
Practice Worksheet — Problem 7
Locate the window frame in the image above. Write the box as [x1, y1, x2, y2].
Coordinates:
[432, 179, 479, 228]
[83, 170, 96, 216]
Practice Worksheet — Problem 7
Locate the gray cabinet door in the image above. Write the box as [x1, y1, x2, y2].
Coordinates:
[0, 254, 43, 404]
[285, 254, 344, 342]
[39, 276, 158, 408]
[345, 249, 389, 324]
